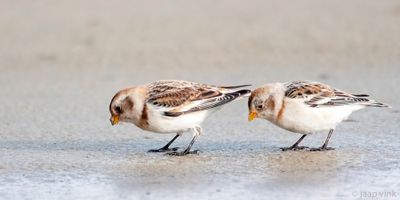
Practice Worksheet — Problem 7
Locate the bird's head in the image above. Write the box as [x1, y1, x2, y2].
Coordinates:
[248, 84, 279, 121]
[109, 88, 135, 126]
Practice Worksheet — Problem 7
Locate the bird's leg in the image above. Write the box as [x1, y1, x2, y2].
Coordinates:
[148, 133, 180, 153]
[280, 134, 308, 151]
[310, 129, 335, 151]
[167, 127, 201, 156]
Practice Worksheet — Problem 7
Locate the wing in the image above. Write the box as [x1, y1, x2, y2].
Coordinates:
[146, 80, 251, 117]
[284, 81, 376, 107]
[164, 89, 250, 117]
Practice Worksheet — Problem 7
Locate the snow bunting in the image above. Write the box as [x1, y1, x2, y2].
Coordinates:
[109, 80, 251, 156]
[248, 80, 388, 151]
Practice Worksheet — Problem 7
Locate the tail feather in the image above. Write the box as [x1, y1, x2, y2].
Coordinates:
[219, 84, 251, 89]
[364, 100, 390, 108]
[352, 94, 370, 97]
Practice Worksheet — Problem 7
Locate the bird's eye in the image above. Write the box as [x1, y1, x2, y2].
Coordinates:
[256, 104, 264, 110]
[115, 106, 122, 113]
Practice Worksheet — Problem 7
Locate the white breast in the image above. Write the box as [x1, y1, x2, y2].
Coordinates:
[144, 104, 216, 133]
[275, 99, 364, 134]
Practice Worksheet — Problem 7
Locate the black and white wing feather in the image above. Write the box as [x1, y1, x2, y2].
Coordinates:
[284, 81, 388, 108]
[146, 80, 251, 117]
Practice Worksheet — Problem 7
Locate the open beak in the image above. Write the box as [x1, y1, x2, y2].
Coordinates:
[248, 111, 257, 121]
[110, 115, 119, 126]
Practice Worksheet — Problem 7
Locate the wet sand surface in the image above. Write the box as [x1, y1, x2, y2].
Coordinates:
[0, 0, 400, 199]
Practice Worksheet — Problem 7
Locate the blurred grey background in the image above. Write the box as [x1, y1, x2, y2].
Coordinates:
[0, 0, 399, 199]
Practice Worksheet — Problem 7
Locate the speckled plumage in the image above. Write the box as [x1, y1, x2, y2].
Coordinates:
[283, 81, 386, 108]
[109, 80, 251, 155]
[143, 80, 250, 117]
[248, 80, 388, 150]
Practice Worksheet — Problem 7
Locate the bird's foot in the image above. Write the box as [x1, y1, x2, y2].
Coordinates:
[280, 146, 308, 151]
[309, 146, 335, 151]
[147, 147, 179, 153]
[166, 149, 200, 156]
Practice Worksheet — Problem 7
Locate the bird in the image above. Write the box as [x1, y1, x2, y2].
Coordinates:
[109, 80, 251, 156]
[248, 80, 389, 151]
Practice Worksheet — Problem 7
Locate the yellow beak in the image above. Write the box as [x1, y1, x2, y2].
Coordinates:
[110, 115, 119, 126]
[248, 111, 257, 121]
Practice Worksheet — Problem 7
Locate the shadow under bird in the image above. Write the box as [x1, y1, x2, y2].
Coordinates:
[109, 80, 251, 156]
[248, 80, 389, 151]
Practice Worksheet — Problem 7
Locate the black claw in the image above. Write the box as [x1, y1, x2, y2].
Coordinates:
[309, 146, 335, 151]
[148, 134, 181, 153]
[166, 150, 200, 156]
[171, 147, 179, 151]
[280, 146, 308, 151]
[147, 147, 179, 153]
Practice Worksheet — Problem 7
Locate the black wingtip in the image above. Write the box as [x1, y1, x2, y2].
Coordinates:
[236, 89, 252, 96]
[352, 94, 370, 97]
[220, 84, 252, 89]
[164, 111, 183, 117]
[367, 102, 390, 108]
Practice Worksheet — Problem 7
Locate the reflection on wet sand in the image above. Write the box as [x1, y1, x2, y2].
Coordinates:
[112, 154, 216, 189]
[265, 149, 365, 177]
